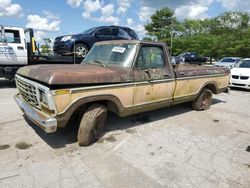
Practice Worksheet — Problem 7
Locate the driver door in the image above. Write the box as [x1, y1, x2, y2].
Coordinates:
[132, 44, 175, 112]
[0, 28, 27, 65]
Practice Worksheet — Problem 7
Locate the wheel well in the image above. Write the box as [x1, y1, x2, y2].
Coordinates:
[85, 100, 119, 114]
[204, 84, 217, 94]
[66, 100, 120, 127]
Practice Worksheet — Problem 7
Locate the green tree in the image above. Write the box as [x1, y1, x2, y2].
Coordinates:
[214, 11, 249, 33]
[144, 7, 177, 40]
[41, 38, 52, 54]
[211, 12, 250, 58]
[145, 7, 250, 59]
[142, 37, 152, 41]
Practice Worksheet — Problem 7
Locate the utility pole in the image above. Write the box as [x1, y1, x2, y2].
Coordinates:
[170, 17, 174, 56]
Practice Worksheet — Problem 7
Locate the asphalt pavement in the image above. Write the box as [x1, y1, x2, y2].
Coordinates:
[0, 79, 249, 188]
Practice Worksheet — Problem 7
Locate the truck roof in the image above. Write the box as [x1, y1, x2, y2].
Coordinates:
[1, 25, 28, 30]
[95, 40, 168, 47]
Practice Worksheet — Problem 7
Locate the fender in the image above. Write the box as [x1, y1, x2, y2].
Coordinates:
[56, 94, 130, 128]
[172, 80, 220, 105]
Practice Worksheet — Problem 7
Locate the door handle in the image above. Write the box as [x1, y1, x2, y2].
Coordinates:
[163, 74, 170, 78]
[17, 46, 24, 50]
[179, 72, 185, 75]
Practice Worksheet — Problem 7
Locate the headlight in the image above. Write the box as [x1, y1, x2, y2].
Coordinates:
[61, 35, 72, 42]
[38, 88, 56, 114]
[39, 89, 48, 105]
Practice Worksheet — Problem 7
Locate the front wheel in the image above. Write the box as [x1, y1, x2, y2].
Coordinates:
[192, 88, 212, 111]
[77, 104, 107, 146]
[73, 43, 88, 58]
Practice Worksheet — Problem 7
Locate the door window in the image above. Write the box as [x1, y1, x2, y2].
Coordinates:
[126, 29, 138, 39]
[118, 29, 131, 39]
[95, 28, 111, 36]
[110, 28, 119, 36]
[5, 29, 21, 43]
[136, 46, 165, 69]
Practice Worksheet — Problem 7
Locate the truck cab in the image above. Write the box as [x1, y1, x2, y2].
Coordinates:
[0, 25, 82, 80]
[0, 25, 28, 65]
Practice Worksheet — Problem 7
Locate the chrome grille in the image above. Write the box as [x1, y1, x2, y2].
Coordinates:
[232, 75, 249, 80]
[16, 78, 39, 108]
[232, 75, 239, 79]
[240, 76, 249, 80]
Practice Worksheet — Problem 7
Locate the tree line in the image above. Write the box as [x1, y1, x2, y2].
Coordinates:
[144, 7, 250, 59]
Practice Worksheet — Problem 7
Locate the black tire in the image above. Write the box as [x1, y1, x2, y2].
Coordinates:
[73, 43, 88, 58]
[77, 104, 107, 146]
[192, 88, 212, 111]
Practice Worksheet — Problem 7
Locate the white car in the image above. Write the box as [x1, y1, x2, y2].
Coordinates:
[229, 58, 250, 90]
[215, 57, 241, 68]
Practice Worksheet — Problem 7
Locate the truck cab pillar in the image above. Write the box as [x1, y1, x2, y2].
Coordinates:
[0, 25, 5, 42]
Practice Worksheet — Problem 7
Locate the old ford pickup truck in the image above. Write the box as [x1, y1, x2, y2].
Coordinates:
[14, 40, 229, 146]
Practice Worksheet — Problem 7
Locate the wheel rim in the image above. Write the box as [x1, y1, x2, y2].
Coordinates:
[201, 92, 211, 108]
[75, 46, 88, 57]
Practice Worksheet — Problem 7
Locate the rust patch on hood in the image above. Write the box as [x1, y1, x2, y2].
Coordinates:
[17, 64, 133, 85]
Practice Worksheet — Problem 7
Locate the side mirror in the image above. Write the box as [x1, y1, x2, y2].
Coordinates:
[230, 64, 235, 69]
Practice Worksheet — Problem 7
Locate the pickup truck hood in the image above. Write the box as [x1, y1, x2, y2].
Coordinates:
[17, 64, 133, 85]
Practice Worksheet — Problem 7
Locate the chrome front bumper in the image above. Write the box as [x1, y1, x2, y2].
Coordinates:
[14, 94, 57, 133]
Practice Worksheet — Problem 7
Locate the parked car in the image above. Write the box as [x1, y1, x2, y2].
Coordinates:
[206, 57, 216, 64]
[175, 52, 207, 65]
[229, 58, 250, 90]
[214, 57, 241, 68]
[53, 26, 138, 57]
[171, 56, 176, 65]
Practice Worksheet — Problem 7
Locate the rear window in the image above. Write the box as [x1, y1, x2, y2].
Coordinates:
[237, 60, 250, 68]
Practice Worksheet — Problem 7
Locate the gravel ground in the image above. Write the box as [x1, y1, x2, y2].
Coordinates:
[0, 79, 249, 188]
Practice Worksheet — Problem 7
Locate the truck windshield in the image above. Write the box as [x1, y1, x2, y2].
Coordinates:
[82, 43, 137, 68]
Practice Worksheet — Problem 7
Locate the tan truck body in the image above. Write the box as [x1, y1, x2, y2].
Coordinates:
[14, 40, 229, 145]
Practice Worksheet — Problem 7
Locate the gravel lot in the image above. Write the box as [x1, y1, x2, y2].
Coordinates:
[0, 79, 250, 188]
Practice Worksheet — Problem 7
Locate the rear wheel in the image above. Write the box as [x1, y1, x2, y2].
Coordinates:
[192, 88, 212, 111]
[77, 104, 107, 146]
[73, 43, 88, 58]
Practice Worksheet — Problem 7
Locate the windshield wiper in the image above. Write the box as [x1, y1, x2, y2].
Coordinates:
[92, 60, 107, 67]
[82, 60, 107, 67]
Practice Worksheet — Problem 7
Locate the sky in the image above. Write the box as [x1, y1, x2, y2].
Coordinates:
[1, 0, 250, 43]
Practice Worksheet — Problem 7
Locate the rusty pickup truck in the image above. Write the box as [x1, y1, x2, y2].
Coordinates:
[14, 40, 229, 146]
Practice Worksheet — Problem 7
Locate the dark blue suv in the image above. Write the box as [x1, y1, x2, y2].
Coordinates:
[53, 25, 138, 57]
